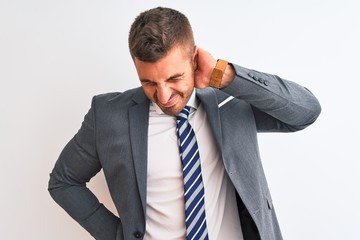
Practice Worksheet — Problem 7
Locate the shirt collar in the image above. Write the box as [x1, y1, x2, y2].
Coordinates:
[152, 89, 199, 115]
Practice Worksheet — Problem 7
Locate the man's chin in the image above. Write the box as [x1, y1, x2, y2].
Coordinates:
[160, 106, 180, 116]
[159, 104, 184, 116]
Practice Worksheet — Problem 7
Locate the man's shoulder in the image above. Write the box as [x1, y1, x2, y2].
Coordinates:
[93, 87, 144, 104]
[89, 87, 148, 115]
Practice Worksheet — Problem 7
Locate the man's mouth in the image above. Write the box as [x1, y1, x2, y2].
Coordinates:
[160, 94, 179, 108]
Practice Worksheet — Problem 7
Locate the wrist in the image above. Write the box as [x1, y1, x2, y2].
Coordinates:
[209, 59, 235, 89]
[221, 64, 235, 89]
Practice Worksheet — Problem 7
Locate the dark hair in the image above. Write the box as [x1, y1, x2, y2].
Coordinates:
[128, 7, 194, 62]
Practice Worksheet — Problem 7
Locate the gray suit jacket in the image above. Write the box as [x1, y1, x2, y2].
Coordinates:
[48, 64, 321, 240]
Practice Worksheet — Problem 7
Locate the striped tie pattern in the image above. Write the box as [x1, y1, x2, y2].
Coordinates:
[176, 106, 209, 240]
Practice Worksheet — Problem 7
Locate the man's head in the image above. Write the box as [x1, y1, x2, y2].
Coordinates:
[128, 7, 195, 62]
[129, 7, 197, 116]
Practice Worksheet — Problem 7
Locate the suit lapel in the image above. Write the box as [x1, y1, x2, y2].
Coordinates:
[129, 89, 149, 216]
[128, 88, 225, 218]
[196, 88, 223, 154]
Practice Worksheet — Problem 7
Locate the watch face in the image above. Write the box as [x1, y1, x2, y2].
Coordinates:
[212, 68, 223, 79]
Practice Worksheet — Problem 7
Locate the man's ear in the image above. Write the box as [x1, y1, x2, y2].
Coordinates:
[192, 45, 198, 70]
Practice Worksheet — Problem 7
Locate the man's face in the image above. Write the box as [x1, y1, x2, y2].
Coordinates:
[134, 46, 197, 116]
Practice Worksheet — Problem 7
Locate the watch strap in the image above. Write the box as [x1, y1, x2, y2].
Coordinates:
[209, 59, 228, 88]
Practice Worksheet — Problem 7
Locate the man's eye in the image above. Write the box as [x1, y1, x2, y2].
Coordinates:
[143, 81, 156, 86]
[169, 77, 180, 82]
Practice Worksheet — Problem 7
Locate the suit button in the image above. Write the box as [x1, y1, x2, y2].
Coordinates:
[264, 80, 269, 86]
[248, 73, 254, 78]
[134, 231, 143, 238]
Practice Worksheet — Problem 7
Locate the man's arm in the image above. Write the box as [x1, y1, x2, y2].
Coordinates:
[194, 47, 321, 131]
[48, 97, 121, 240]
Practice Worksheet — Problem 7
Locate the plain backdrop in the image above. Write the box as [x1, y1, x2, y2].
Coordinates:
[1, 0, 359, 239]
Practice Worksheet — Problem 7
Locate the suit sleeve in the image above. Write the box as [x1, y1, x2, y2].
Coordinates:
[222, 64, 321, 132]
[48, 96, 122, 240]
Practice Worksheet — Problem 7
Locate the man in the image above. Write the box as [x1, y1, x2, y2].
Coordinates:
[48, 7, 321, 240]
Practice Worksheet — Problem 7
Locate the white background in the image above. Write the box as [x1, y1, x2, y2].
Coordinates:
[1, 0, 359, 239]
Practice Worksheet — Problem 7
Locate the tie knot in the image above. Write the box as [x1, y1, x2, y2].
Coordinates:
[177, 105, 191, 120]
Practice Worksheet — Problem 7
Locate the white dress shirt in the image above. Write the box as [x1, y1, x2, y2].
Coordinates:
[145, 90, 243, 239]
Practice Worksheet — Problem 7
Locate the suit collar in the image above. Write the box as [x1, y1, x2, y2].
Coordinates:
[132, 87, 148, 104]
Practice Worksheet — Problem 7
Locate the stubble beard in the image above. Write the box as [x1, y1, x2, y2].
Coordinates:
[155, 90, 192, 116]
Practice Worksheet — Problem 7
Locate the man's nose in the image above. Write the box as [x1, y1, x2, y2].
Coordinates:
[156, 85, 172, 104]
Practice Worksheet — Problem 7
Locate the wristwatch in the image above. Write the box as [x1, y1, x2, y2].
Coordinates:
[209, 59, 228, 89]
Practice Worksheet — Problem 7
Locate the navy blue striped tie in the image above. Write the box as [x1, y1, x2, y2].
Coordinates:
[176, 106, 209, 240]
